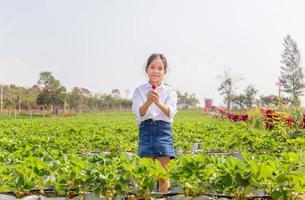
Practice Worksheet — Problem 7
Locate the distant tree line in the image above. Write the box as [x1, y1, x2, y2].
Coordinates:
[0, 72, 133, 114]
[0, 71, 200, 114]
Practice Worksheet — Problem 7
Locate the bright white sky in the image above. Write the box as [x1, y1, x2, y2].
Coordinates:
[1, 0, 305, 106]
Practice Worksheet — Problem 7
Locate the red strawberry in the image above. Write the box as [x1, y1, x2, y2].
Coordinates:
[152, 83, 157, 90]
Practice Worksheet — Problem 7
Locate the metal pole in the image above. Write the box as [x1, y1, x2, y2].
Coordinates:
[19, 87, 21, 113]
[0, 85, 3, 111]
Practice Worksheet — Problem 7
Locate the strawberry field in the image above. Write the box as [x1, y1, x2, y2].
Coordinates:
[0, 110, 305, 199]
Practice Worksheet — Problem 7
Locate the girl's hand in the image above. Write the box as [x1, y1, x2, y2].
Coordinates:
[146, 89, 170, 117]
[147, 90, 160, 104]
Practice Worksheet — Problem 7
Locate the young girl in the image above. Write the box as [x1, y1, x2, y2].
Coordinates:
[132, 53, 177, 193]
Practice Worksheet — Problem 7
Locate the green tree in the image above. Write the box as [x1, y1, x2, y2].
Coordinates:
[87, 94, 99, 111]
[177, 91, 199, 109]
[36, 71, 66, 114]
[111, 89, 121, 99]
[217, 69, 241, 110]
[259, 95, 290, 108]
[1, 84, 19, 109]
[231, 94, 246, 109]
[23, 85, 41, 109]
[244, 84, 258, 108]
[99, 94, 115, 109]
[280, 35, 305, 106]
[231, 85, 258, 109]
[119, 98, 132, 109]
[68, 87, 91, 112]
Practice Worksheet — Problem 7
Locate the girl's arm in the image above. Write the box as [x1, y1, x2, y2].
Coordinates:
[139, 90, 156, 116]
[153, 89, 177, 119]
[139, 100, 153, 117]
[150, 90, 170, 117]
[155, 101, 170, 117]
[132, 88, 150, 118]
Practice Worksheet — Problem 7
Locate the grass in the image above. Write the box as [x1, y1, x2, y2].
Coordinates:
[0, 113, 46, 120]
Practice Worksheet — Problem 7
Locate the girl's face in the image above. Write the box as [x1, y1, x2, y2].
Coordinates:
[146, 58, 166, 85]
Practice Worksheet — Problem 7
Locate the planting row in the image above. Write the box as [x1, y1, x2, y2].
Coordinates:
[0, 152, 305, 199]
[1, 111, 305, 157]
[0, 111, 305, 199]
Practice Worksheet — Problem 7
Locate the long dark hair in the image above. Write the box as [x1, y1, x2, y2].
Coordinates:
[145, 53, 168, 72]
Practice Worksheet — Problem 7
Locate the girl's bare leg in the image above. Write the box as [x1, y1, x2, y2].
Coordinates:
[156, 156, 171, 193]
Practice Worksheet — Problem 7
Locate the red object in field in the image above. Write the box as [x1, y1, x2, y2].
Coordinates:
[152, 83, 157, 90]
[227, 113, 248, 121]
[261, 108, 295, 129]
[204, 98, 212, 113]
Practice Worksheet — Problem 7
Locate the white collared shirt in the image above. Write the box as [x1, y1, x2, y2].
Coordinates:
[132, 82, 178, 126]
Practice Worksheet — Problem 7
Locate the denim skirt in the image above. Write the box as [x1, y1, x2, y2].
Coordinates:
[138, 119, 176, 159]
